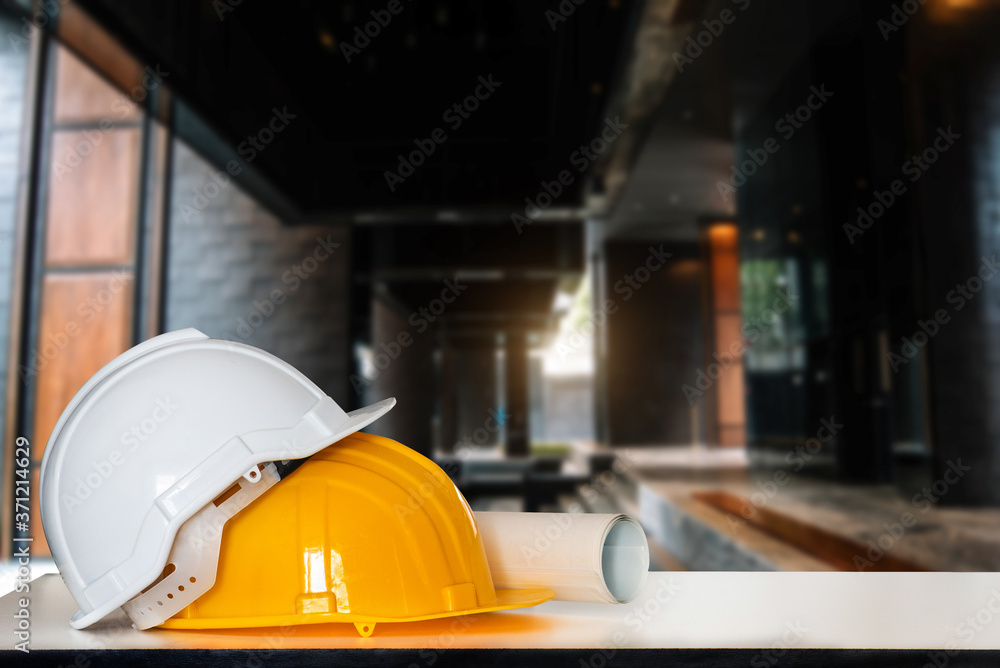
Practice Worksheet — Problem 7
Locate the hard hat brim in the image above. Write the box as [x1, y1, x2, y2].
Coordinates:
[157, 588, 555, 630]
[337, 397, 396, 439]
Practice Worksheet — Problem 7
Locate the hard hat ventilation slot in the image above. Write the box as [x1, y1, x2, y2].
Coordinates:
[213, 483, 242, 507]
[139, 562, 177, 595]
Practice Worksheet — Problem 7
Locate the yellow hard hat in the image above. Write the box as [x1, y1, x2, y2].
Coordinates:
[162, 432, 554, 636]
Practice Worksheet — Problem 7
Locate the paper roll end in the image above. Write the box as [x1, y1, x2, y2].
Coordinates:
[601, 516, 649, 603]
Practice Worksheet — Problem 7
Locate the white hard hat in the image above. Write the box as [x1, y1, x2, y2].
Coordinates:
[39, 328, 394, 629]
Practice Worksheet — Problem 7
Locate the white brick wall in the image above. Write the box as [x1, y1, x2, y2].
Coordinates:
[164, 141, 352, 405]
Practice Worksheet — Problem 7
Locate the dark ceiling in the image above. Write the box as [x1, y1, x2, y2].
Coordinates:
[75, 0, 640, 215]
[352, 222, 583, 338]
[53, 0, 880, 345]
[57, 0, 730, 342]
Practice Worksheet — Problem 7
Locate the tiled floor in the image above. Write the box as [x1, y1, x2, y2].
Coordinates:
[616, 445, 1000, 571]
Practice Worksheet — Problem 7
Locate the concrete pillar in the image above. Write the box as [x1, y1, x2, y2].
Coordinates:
[590, 241, 611, 445]
[368, 297, 435, 456]
[450, 339, 499, 452]
[602, 241, 702, 445]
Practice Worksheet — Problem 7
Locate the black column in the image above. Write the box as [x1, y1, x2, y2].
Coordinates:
[908, 12, 1000, 505]
[438, 339, 456, 453]
[504, 330, 529, 457]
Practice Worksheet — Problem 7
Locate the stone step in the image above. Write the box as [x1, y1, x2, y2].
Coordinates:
[636, 481, 834, 572]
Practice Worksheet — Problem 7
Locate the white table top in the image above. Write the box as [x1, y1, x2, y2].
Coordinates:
[3, 572, 1000, 651]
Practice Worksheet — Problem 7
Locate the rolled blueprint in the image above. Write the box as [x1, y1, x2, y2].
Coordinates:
[474, 511, 649, 603]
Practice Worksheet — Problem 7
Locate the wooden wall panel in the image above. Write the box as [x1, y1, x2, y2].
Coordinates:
[708, 224, 745, 446]
[23, 39, 145, 558]
[56, 5, 145, 106]
[31, 272, 134, 460]
[709, 225, 740, 311]
[715, 313, 746, 422]
[45, 127, 140, 266]
[52, 45, 139, 124]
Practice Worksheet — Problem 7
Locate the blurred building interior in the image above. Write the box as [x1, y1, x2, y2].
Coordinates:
[1, 0, 999, 577]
